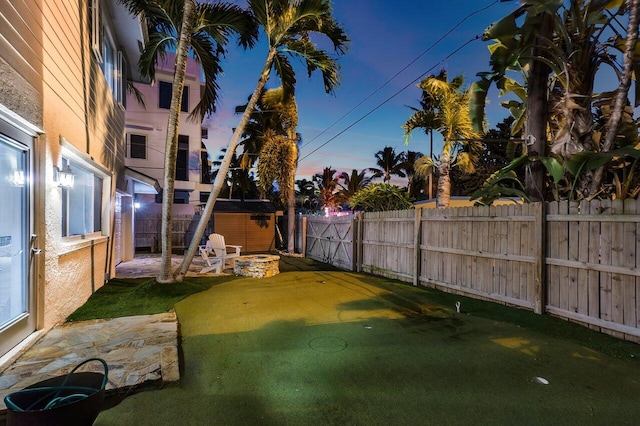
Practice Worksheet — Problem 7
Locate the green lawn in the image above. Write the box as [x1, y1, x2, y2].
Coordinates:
[89, 263, 640, 425]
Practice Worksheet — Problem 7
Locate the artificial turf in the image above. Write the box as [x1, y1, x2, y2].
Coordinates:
[92, 268, 640, 425]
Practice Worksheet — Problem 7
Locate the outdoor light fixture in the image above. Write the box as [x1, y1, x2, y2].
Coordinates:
[54, 165, 75, 188]
[9, 170, 25, 187]
[134, 202, 141, 210]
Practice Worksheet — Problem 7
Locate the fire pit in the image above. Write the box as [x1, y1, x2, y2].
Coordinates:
[233, 254, 280, 278]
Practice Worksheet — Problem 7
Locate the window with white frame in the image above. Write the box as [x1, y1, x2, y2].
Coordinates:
[91, 0, 124, 106]
[128, 133, 147, 159]
[61, 157, 104, 237]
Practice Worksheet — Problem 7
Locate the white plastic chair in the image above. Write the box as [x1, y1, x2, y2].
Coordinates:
[198, 246, 223, 274]
[200, 233, 242, 272]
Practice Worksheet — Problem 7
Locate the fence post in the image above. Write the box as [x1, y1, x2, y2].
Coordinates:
[413, 208, 422, 286]
[533, 202, 546, 314]
[301, 216, 307, 257]
[356, 212, 363, 273]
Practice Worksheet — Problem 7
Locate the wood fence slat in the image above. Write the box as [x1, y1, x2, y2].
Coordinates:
[547, 202, 559, 308]
[623, 199, 637, 329]
[611, 199, 625, 337]
[588, 199, 601, 325]
[568, 201, 580, 313]
[490, 206, 497, 294]
[522, 203, 532, 304]
[499, 204, 509, 299]
[600, 199, 613, 323]
[510, 204, 521, 300]
[558, 201, 570, 312]
[451, 207, 459, 287]
[578, 200, 590, 316]
[505, 205, 513, 299]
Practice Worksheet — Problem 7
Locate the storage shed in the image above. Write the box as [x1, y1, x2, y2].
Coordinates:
[211, 200, 279, 253]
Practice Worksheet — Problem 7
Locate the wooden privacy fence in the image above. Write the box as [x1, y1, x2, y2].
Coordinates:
[135, 214, 212, 253]
[303, 199, 640, 342]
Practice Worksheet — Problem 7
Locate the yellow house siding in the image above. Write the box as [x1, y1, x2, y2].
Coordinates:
[0, 0, 43, 126]
[39, 0, 126, 328]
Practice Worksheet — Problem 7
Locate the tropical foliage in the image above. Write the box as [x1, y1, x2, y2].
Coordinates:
[371, 147, 406, 182]
[405, 71, 481, 207]
[349, 183, 412, 212]
[336, 169, 376, 206]
[314, 167, 340, 211]
[178, 0, 349, 277]
[471, 0, 640, 201]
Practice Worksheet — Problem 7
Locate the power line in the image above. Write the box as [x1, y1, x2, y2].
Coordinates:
[298, 0, 501, 154]
[299, 35, 482, 163]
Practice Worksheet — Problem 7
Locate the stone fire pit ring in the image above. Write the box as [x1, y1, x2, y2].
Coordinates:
[233, 254, 280, 278]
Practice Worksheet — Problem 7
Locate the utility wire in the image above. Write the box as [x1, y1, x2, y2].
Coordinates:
[298, 0, 500, 153]
[299, 35, 481, 163]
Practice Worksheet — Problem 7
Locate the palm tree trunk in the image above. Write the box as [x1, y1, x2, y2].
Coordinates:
[175, 48, 278, 280]
[287, 145, 298, 253]
[436, 153, 451, 208]
[589, 0, 639, 196]
[157, 0, 196, 283]
[524, 11, 552, 202]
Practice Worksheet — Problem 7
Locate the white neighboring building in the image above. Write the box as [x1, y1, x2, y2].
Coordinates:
[124, 53, 213, 213]
[123, 54, 214, 253]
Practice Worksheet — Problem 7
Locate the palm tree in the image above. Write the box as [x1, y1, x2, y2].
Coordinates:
[404, 71, 442, 198]
[118, 0, 257, 282]
[295, 178, 317, 210]
[406, 72, 481, 208]
[252, 87, 299, 253]
[337, 169, 374, 207]
[177, 0, 349, 278]
[371, 147, 406, 183]
[314, 167, 339, 211]
[401, 151, 424, 197]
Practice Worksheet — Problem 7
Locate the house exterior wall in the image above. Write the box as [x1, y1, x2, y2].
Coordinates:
[0, 1, 44, 127]
[125, 54, 210, 215]
[39, 0, 129, 328]
[0, 0, 143, 360]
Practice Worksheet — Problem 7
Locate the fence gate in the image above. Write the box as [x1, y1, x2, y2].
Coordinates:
[305, 215, 355, 270]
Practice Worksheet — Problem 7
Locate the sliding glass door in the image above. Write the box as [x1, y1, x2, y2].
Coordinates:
[0, 129, 35, 356]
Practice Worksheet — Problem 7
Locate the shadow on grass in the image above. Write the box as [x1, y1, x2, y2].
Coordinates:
[70, 256, 639, 362]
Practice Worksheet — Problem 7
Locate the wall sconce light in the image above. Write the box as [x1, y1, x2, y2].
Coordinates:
[54, 165, 75, 188]
[9, 170, 25, 187]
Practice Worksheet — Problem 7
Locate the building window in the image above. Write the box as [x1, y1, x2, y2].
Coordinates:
[201, 127, 209, 139]
[174, 190, 189, 205]
[159, 81, 189, 112]
[91, 0, 124, 106]
[176, 135, 189, 181]
[128, 133, 147, 159]
[61, 158, 104, 237]
[200, 192, 210, 203]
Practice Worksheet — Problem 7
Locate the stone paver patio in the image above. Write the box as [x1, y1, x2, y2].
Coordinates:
[0, 254, 199, 414]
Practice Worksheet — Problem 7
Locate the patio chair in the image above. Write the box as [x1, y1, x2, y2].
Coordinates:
[198, 246, 223, 274]
[201, 233, 242, 272]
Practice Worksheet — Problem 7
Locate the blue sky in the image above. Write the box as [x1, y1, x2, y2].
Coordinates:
[203, 0, 520, 182]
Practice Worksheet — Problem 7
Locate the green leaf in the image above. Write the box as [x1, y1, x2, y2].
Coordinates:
[484, 14, 518, 40]
[469, 77, 492, 133]
[539, 157, 563, 184]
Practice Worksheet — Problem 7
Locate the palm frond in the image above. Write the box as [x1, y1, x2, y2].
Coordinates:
[272, 53, 297, 95]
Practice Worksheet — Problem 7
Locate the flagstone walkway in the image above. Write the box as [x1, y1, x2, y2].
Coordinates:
[0, 254, 204, 414]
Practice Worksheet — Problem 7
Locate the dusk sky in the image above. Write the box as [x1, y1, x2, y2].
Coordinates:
[203, 0, 520, 183]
